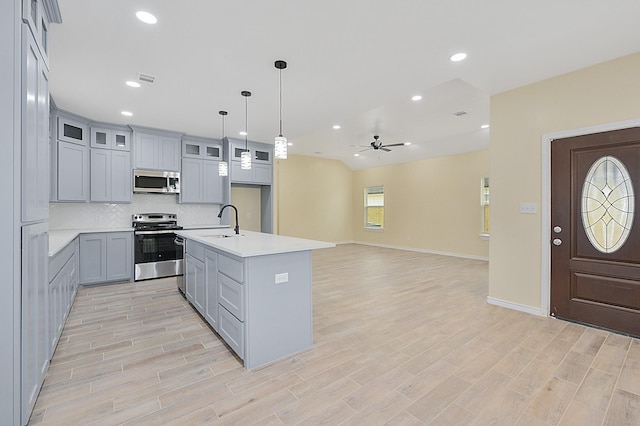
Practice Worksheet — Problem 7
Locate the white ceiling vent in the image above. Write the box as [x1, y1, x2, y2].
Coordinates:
[137, 73, 156, 84]
[453, 111, 467, 117]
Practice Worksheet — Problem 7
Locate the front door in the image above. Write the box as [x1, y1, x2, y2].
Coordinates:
[551, 127, 640, 337]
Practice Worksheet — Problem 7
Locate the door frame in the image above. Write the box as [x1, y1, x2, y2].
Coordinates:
[540, 118, 640, 316]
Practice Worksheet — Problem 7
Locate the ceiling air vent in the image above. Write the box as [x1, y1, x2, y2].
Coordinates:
[137, 73, 156, 84]
[453, 111, 467, 117]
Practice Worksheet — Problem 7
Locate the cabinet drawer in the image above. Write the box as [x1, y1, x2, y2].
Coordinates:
[218, 253, 243, 282]
[219, 306, 244, 358]
[218, 273, 244, 321]
[186, 240, 205, 262]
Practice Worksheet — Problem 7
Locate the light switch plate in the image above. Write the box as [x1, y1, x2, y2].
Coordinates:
[275, 272, 288, 284]
[520, 203, 537, 214]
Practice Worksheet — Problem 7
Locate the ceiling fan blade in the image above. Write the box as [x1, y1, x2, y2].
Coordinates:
[359, 148, 373, 152]
[380, 147, 391, 152]
[382, 143, 405, 147]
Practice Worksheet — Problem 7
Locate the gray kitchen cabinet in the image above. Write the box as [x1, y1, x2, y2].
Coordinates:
[56, 114, 88, 146]
[55, 140, 89, 202]
[204, 250, 219, 331]
[79, 232, 132, 285]
[180, 158, 224, 204]
[48, 237, 78, 357]
[90, 148, 131, 203]
[21, 222, 49, 423]
[182, 138, 222, 160]
[185, 241, 206, 314]
[22, 25, 50, 223]
[90, 125, 130, 151]
[132, 128, 181, 172]
[228, 139, 273, 184]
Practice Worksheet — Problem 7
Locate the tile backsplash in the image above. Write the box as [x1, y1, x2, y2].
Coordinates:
[49, 194, 222, 230]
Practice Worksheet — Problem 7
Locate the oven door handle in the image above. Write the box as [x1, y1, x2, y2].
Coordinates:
[135, 230, 179, 235]
[174, 237, 184, 246]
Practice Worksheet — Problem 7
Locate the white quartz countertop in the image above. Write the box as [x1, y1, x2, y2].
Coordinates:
[175, 229, 335, 258]
[49, 228, 134, 257]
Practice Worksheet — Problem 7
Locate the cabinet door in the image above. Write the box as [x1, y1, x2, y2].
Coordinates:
[58, 141, 89, 201]
[204, 250, 218, 331]
[57, 116, 87, 146]
[79, 233, 106, 284]
[22, 26, 49, 222]
[21, 222, 49, 423]
[230, 161, 252, 183]
[180, 158, 202, 203]
[110, 150, 132, 203]
[253, 164, 272, 184]
[185, 254, 196, 303]
[193, 257, 205, 314]
[158, 135, 180, 171]
[203, 161, 223, 202]
[106, 232, 132, 282]
[90, 148, 110, 202]
[90, 127, 110, 149]
[134, 133, 158, 170]
[113, 130, 130, 151]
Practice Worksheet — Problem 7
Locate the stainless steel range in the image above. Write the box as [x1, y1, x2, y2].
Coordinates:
[132, 213, 184, 281]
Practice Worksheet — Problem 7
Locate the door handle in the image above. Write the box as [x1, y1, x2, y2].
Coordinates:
[553, 238, 562, 246]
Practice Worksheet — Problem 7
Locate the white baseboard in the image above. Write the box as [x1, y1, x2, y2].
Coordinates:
[487, 296, 547, 317]
[353, 241, 489, 262]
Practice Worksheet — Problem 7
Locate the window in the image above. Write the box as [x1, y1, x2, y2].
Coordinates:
[365, 186, 384, 229]
[481, 177, 490, 235]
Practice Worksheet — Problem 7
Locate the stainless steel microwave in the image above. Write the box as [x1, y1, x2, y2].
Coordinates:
[133, 169, 180, 194]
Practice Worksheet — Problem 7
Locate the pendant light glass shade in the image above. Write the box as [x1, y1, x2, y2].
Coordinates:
[218, 110, 228, 176]
[274, 60, 288, 160]
[274, 136, 288, 159]
[218, 161, 228, 176]
[240, 150, 251, 170]
[241, 91, 252, 170]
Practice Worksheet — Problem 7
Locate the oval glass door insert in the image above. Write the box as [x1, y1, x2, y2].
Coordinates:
[581, 156, 634, 253]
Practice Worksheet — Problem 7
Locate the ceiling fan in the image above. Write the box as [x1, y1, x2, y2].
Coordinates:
[359, 135, 408, 152]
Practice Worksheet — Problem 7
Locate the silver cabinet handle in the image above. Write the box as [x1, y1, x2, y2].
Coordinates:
[553, 238, 562, 246]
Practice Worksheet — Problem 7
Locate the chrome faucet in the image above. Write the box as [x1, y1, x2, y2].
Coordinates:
[218, 204, 240, 235]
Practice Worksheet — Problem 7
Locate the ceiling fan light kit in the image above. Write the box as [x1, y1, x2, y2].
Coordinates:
[360, 135, 408, 153]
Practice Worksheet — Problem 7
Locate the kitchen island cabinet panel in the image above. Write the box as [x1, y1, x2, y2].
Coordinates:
[175, 229, 333, 368]
[204, 250, 219, 331]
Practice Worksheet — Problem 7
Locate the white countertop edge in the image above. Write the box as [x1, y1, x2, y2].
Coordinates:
[49, 228, 134, 257]
[176, 229, 335, 258]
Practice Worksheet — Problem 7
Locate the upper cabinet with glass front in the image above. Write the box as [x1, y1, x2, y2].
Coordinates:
[182, 137, 222, 160]
[22, 0, 51, 65]
[90, 124, 131, 151]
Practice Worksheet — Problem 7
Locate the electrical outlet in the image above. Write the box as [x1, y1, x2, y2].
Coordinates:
[519, 203, 537, 214]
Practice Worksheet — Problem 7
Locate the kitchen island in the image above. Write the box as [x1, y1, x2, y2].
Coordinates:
[175, 229, 335, 368]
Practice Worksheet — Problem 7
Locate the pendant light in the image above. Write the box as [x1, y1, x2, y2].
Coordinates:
[218, 110, 228, 176]
[274, 60, 288, 160]
[240, 90, 252, 170]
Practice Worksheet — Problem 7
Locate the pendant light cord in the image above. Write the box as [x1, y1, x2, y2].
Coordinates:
[279, 68, 283, 137]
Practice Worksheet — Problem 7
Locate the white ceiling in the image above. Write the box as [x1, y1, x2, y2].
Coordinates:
[49, 0, 640, 170]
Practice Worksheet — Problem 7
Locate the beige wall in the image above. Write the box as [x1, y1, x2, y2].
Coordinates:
[276, 151, 490, 259]
[490, 52, 640, 310]
[276, 155, 353, 242]
[352, 150, 490, 259]
[230, 185, 262, 232]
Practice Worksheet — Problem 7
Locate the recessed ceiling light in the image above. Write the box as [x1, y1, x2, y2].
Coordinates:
[333, 125, 341, 130]
[450, 52, 467, 62]
[121, 111, 133, 117]
[404, 142, 412, 146]
[287, 142, 293, 146]
[126, 81, 141, 88]
[239, 131, 247, 136]
[354, 153, 360, 157]
[136, 11, 157, 24]
[481, 124, 490, 129]
[411, 95, 422, 101]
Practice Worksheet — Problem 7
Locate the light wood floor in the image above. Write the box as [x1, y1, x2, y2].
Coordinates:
[30, 244, 640, 425]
